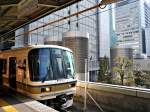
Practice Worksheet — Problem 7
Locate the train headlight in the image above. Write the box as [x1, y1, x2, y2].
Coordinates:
[41, 87, 51, 92]
[45, 87, 50, 92]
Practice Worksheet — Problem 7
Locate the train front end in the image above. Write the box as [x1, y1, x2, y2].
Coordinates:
[27, 45, 77, 108]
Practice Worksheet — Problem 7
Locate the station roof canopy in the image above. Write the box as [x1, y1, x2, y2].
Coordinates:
[0, 0, 80, 37]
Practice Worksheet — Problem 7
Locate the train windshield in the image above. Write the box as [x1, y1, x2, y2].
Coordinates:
[28, 48, 75, 82]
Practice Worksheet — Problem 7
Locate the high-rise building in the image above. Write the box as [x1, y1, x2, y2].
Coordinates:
[144, 2, 150, 27]
[109, 5, 117, 48]
[99, 5, 111, 58]
[145, 27, 150, 57]
[115, 0, 150, 55]
[15, 0, 99, 60]
[115, 0, 141, 54]
[15, 0, 115, 61]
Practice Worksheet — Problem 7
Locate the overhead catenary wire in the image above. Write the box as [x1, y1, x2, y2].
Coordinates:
[0, 0, 137, 44]
[0, 0, 81, 39]
[0, 0, 117, 43]
[34, 0, 137, 34]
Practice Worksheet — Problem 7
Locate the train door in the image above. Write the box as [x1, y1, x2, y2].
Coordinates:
[0, 59, 6, 88]
[9, 57, 17, 89]
[0, 59, 3, 87]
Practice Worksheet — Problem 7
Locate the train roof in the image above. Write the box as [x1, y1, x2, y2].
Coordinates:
[1, 45, 72, 53]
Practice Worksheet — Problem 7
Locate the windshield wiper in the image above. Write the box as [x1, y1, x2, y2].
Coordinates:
[41, 75, 47, 83]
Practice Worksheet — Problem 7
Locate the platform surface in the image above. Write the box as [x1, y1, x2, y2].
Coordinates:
[0, 91, 58, 112]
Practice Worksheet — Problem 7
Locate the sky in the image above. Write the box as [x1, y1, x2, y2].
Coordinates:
[145, 0, 150, 4]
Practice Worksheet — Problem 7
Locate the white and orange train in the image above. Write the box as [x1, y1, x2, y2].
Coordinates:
[0, 45, 76, 108]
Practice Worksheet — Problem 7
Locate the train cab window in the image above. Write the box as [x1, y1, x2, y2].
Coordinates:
[63, 51, 75, 79]
[51, 49, 64, 80]
[0, 59, 7, 74]
[28, 49, 53, 82]
[28, 48, 75, 82]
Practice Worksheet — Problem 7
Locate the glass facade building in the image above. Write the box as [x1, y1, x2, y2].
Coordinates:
[115, 0, 150, 55]
[115, 0, 141, 54]
[12, 0, 150, 88]
[15, 0, 99, 60]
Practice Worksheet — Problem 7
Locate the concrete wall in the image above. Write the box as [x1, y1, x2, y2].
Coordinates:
[75, 82, 150, 112]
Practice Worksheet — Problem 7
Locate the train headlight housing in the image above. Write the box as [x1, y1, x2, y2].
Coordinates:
[41, 87, 51, 92]
[69, 83, 76, 87]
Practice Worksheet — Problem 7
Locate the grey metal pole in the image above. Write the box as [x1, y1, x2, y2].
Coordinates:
[83, 59, 88, 112]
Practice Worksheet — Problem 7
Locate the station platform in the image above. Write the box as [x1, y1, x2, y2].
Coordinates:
[0, 91, 58, 112]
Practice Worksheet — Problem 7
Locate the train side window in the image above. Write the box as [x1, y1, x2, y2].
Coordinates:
[0, 59, 7, 74]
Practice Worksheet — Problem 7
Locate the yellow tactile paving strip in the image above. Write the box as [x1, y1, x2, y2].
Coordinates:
[0, 98, 18, 112]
